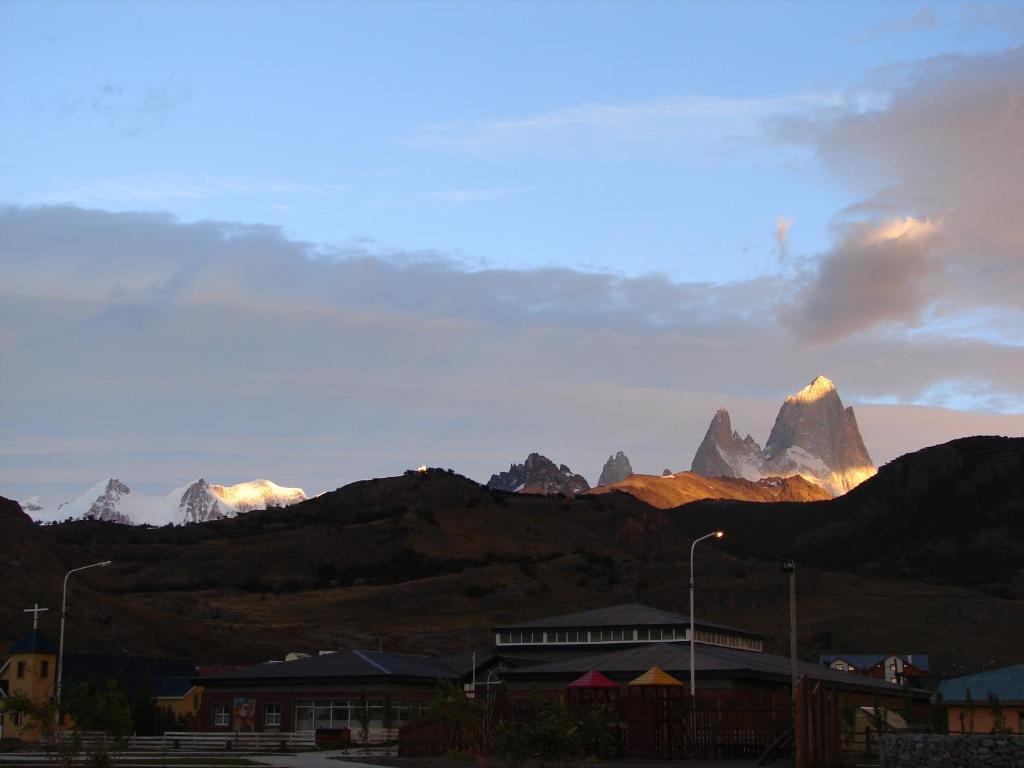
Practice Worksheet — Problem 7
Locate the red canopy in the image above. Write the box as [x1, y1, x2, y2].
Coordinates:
[568, 670, 620, 689]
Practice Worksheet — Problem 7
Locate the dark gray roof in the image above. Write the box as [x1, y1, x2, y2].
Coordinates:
[497, 603, 763, 639]
[199, 649, 461, 685]
[8, 630, 57, 655]
[62, 653, 196, 698]
[935, 664, 1024, 704]
[502, 642, 922, 696]
[819, 654, 930, 673]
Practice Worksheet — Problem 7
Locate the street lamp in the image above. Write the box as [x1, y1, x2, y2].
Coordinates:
[689, 530, 724, 696]
[781, 558, 798, 700]
[56, 561, 111, 722]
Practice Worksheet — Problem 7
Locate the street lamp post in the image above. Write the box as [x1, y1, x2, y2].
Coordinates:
[689, 530, 724, 696]
[56, 561, 111, 723]
[781, 559, 798, 700]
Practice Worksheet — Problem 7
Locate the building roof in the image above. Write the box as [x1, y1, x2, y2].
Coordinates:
[62, 653, 197, 699]
[502, 642, 924, 697]
[569, 670, 619, 689]
[8, 629, 57, 655]
[820, 654, 930, 672]
[935, 664, 1024, 704]
[496, 603, 763, 639]
[629, 667, 683, 687]
[199, 649, 462, 686]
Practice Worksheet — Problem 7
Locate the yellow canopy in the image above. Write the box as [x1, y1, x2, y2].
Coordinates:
[627, 666, 684, 687]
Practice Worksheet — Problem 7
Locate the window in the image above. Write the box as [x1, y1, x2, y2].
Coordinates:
[40, 660, 49, 679]
[213, 704, 230, 727]
[265, 704, 281, 727]
[16, 661, 26, 679]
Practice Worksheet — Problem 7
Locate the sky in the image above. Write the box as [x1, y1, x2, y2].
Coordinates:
[2, 1, 1024, 508]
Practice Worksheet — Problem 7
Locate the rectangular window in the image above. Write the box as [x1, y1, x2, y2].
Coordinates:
[40, 660, 49, 678]
[265, 704, 281, 727]
[499, 632, 511, 644]
[637, 628, 649, 641]
[16, 661, 26, 679]
[295, 702, 314, 731]
[213, 704, 230, 727]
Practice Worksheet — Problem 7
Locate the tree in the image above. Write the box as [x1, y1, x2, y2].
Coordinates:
[356, 690, 370, 743]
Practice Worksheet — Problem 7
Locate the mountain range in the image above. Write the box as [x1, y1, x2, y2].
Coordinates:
[22, 477, 307, 526]
[690, 375, 876, 496]
[1, 436, 1022, 672]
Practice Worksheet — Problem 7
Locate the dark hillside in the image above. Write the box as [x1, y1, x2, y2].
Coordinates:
[4, 437, 1024, 672]
[675, 436, 1024, 595]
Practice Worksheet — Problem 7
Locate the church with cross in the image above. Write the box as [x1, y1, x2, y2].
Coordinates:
[1, 604, 201, 741]
[0, 605, 56, 740]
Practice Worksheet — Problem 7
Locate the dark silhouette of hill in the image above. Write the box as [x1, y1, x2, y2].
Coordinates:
[3, 436, 1023, 673]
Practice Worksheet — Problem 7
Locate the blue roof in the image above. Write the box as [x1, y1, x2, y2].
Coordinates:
[819, 654, 930, 673]
[7, 630, 57, 655]
[935, 664, 1024, 704]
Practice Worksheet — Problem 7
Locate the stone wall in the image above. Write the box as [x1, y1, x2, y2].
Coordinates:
[880, 732, 1024, 768]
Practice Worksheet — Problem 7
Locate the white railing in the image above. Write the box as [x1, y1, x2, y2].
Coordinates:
[52, 730, 316, 753]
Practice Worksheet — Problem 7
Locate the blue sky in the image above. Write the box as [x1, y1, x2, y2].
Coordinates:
[3, 0, 1018, 279]
[2, 1, 1024, 505]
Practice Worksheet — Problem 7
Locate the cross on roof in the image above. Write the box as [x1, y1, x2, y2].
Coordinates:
[24, 603, 49, 630]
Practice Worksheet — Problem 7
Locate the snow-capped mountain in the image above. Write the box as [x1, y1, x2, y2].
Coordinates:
[690, 375, 877, 496]
[487, 453, 591, 495]
[24, 477, 308, 526]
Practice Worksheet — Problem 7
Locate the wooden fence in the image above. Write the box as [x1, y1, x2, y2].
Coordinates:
[399, 689, 793, 761]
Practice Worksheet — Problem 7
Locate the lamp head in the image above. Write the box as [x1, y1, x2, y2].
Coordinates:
[99, 560, 112, 568]
[714, 530, 724, 539]
[780, 558, 795, 573]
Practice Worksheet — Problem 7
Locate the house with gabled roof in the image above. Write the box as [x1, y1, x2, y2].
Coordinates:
[819, 654, 929, 686]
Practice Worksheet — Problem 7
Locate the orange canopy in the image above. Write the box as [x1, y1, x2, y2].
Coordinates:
[627, 666, 684, 687]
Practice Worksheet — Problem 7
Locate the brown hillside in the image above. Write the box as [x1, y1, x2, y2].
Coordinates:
[586, 471, 829, 507]
[3, 437, 1023, 675]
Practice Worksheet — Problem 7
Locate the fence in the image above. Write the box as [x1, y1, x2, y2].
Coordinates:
[51, 730, 316, 753]
[399, 689, 793, 760]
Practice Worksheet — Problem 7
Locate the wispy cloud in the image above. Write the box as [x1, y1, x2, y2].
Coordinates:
[413, 93, 851, 161]
[865, 6, 939, 35]
[58, 83, 190, 137]
[44, 176, 346, 205]
[430, 187, 527, 204]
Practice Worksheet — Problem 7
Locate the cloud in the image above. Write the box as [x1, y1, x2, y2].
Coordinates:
[866, 6, 939, 35]
[45, 176, 344, 206]
[1, 204, 1023, 507]
[778, 46, 1024, 342]
[430, 187, 525, 204]
[774, 217, 793, 264]
[414, 93, 847, 161]
[59, 83, 190, 137]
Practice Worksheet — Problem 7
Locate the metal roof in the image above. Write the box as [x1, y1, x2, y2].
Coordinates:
[7, 629, 57, 655]
[501, 642, 920, 696]
[819, 654, 930, 672]
[935, 664, 1024, 704]
[496, 603, 763, 639]
[199, 649, 462, 685]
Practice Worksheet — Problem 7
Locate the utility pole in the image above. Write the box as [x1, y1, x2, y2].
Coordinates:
[781, 559, 797, 699]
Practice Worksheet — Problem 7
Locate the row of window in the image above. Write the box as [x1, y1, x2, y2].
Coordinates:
[692, 629, 762, 652]
[497, 627, 691, 645]
[212, 700, 426, 730]
[496, 626, 760, 646]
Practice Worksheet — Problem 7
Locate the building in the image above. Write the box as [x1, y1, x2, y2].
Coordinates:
[196, 649, 463, 734]
[195, 603, 926, 735]
[494, 603, 764, 653]
[935, 664, 1024, 734]
[819, 654, 930, 686]
[0, 627, 199, 742]
[0, 629, 57, 741]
